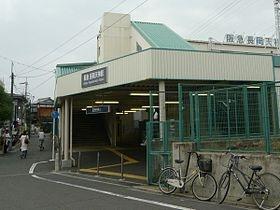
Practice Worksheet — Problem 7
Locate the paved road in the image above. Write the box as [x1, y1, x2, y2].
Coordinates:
[0, 135, 249, 210]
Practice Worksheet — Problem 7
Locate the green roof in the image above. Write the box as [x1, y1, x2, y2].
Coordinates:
[56, 62, 96, 68]
[56, 62, 96, 78]
[131, 21, 195, 50]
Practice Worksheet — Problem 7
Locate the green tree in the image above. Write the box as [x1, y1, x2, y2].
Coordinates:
[0, 86, 12, 122]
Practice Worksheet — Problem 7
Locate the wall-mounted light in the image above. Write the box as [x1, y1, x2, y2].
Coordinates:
[130, 93, 158, 96]
[247, 86, 260, 89]
[165, 101, 179, 104]
[81, 108, 86, 111]
[131, 108, 146, 111]
[124, 110, 136, 113]
[141, 106, 159, 108]
[86, 106, 92, 108]
[95, 101, 119, 104]
[116, 112, 128, 115]
[192, 93, 214, 96]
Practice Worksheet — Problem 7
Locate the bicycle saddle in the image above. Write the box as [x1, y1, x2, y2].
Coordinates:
[175, 159, 184, 164]
[249, 165, 262, 171]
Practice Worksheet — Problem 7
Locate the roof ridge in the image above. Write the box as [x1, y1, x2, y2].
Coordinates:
[163, 24, 194, 49]
[132, 20, 163, 25]
[131, 21, 195, 50]
[131, 21, 159, 47]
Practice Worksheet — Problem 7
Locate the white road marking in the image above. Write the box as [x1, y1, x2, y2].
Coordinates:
[29, 161, 48, 174]
[32, 174, 194, 210]
[0, 173, 30, 178]
[52, 172, 131, 188]
[69, 171, 145, 186]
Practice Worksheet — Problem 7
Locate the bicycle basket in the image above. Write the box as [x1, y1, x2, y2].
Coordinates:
[198, 158, 212, 172]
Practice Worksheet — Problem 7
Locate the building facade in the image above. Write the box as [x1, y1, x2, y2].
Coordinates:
[55, 12, 278, 168]
[31, 97, 54, 132]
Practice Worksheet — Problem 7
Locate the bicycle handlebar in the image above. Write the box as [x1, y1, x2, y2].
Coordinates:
[186, 151, 200, 160]
[225, 151, 247, 160]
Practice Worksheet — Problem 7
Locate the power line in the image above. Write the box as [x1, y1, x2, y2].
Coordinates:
[30, 74, 55, 92]
[35, 0, 149, 70]
[18, 0, 129, 76]
[188, 0, 240, 36]
[259, 25, 275, 35]
[223, 0, 268, 36]
[17, 71, 54, 79]
[193, 0, 244, 37]
[0, 54, 53, 74]
[189, 0, 243, 37]
[28, 0, 149, 94]
[13, 84, 24, 95]
[206, 0, 256, 35]
[187, 0, 234, 35]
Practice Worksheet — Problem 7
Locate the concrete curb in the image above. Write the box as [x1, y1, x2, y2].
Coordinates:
[133, 185, 256, 210]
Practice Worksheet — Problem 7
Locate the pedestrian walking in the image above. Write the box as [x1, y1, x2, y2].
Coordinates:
[0, 127, 5, 154]
[38, 129, 45, 151]
[19, 131, 29, 159]
[4, 129, 11, 153]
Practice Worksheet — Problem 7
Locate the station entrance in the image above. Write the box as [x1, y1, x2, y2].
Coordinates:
[66, 80, 252, 182]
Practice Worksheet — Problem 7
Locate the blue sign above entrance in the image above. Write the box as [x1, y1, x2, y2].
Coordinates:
[86, 105, 111, 115]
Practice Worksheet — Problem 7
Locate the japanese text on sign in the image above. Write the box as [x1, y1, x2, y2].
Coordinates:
[81, 67, 107, 88]
[225, 34, 277, 47]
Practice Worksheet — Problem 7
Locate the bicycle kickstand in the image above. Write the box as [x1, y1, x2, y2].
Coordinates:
[179, 183, 186, 193]
[236, 192, 246, 202]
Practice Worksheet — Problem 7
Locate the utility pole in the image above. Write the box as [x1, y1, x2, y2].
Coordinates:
[274, 0, 280, 53]
[9, 61, 14, 151]
[24, 78, 28, 131]
[24, 77, 28, 99]
[20, 78, 28, 131]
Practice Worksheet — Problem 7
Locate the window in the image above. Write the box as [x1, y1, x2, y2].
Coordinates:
[97, 46, 100, 58]
[136, 42, 142, 52]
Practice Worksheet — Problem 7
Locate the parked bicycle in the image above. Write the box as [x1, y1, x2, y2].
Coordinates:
[217, 152, 280, 210]
[158, 151, 217, 201]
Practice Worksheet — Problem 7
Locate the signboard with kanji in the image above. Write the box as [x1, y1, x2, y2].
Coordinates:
[86, 105, 110, 115]
[225, 34, 277, 47]
[81, 67, 107, 88]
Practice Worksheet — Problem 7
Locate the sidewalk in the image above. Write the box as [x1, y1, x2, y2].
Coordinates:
[0, 134, 54, 176]
[72, 146, 147, 183]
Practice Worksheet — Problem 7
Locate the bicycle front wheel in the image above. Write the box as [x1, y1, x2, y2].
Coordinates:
[192, 172, 217, 201]
[158, 168, 178, 194]
[217, 171, 231, 204]
[252, 173, 280, 210]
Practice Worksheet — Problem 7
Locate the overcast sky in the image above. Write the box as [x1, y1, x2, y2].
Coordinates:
[0, 0, 274, 100]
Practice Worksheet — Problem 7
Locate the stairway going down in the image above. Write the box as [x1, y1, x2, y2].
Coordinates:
[72, 111, 110, 146]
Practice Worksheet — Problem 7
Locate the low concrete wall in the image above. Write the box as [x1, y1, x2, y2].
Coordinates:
[172, 142, 280, 204]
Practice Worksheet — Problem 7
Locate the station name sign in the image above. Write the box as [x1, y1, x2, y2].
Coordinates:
[86, 105, 110, 115]
[225, 34, 278, 47]
[81, 67, 107, 88]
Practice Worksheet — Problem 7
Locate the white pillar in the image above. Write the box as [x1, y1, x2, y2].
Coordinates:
[159, 81, 166, 139]
[58, 108, 62, 139]
[60, 102, 65, 155]
[64, 98, 69, 160]
[51, 116, 55, 160]
[61, 103, 64, 156]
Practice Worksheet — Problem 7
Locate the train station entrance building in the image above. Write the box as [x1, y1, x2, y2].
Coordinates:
[54, 12, 275, 176]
